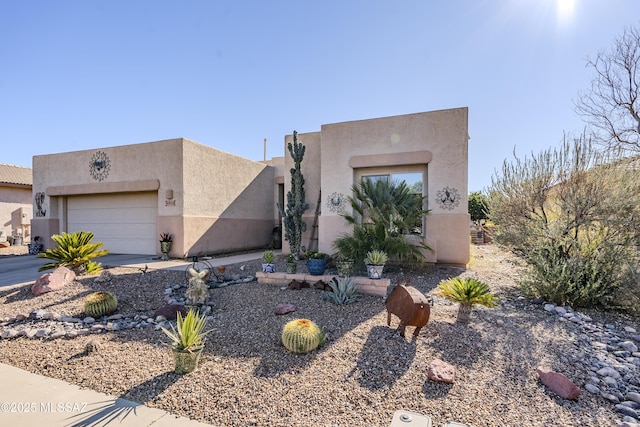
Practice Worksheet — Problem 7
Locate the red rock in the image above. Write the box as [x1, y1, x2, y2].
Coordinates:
[154, 304, 187, 320]
[427, 359, 456, 384]
[274, 303, 296, 315]
[537, 366, 581, 400]
[31, 267, 76, 295]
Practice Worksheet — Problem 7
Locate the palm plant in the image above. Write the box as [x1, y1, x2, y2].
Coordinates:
[434, 277, 498, 324]
[37, 231, 109, 274]
[333, 178, 432, 265]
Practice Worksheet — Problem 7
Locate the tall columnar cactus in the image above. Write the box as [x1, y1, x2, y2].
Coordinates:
[84, 291, 118, 318]
[278, 130, 307, 259]
[281, 318, 324, 354]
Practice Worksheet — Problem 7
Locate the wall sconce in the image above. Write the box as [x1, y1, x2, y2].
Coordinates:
[165, 189, 176, 206]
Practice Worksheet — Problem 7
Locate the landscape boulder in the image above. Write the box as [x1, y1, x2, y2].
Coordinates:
[31, 267, 76, 295]
[154, 304, 187, 321]
[427, 359, 456, 384]
[537, 366, 581, 400]
[274, 303, 296, 315]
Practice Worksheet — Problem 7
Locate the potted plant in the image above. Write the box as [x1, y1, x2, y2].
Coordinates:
[286, 253, 297, 274]
[262, 250, 276, 273]
[159, 233, 173, 261]
[434, 277, 498, 324]
[28, 236, 43, 255]
[306, 251, 329, 276]
[364, 250, 388, 279]
[334, 254, 354, 277]
[161, 309, 211, 374]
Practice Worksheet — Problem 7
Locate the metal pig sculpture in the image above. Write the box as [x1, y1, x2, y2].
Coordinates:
[385, 280, 431, 338]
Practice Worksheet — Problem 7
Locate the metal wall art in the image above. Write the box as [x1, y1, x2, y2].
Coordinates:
[89, 151, 111, 181]
[436, 186, 460, 210]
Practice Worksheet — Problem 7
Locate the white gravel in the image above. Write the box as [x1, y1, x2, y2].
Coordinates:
[0, 244, 635, 427]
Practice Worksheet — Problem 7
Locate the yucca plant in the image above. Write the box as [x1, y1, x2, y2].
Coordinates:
[325, 276, 360, 305]
[37, 231, 109, 274]
[161, 309, 211, 374]
[161, 309, 211, 352]
[434, 277, 498, 324]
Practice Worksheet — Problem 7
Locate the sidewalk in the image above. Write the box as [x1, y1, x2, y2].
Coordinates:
[0, 363, 212, 427]
[0, 250, 272, 426]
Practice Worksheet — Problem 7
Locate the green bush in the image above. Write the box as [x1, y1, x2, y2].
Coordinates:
[519, 242, 638, 309]
[37, 231, 109, 274]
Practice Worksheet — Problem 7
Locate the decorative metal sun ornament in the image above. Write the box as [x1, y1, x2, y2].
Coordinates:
[89, 151, 111, 181]
[326, 192, 346, 213]
[436, 186, 460, 210]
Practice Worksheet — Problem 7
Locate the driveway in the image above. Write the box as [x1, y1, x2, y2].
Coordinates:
[0, 254, 168, 288]
[0, 251, 266, 288]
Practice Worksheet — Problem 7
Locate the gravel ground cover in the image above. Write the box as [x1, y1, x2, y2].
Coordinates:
[0, 244, 638, 426]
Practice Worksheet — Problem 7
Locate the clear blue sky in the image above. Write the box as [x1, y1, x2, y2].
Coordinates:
[1, 1, 639, 192]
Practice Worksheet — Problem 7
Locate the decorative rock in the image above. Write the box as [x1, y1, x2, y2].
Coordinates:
[585, 384, 600, 394]
[620, 341, 639, 353]
[427, 359, 456, 384]
[49, 331, 66, 340]
[597, 367, 621, 379]
[85, 339, 100, 353]
[602, 392, 621, 404]
[624, 326, 638, 334]
[107, 314, 123, 320]
[496, 319, 504, 326]
[35, 328, 51, 338]
[536, 366, 580, 400]
[31, 267, 76, 295]
[154, 304, 186, 321]
[628, 392, 640, 405]
[15, 314, 27, 321]
[615, 404, 639, 419]
[543, 304, 555, 312]
[90, 324, 105, 332]
[83, 317, 96, 324]
[274, 303, 297, 315]
[1, 329, 18, 339]
[42, 311, 60, 321]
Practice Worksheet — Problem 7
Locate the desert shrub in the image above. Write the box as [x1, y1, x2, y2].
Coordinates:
[488, 135, 640, 310]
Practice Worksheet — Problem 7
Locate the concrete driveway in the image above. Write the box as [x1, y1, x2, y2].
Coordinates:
[0, 254, 176, 288]
[0, 251, 267, 288]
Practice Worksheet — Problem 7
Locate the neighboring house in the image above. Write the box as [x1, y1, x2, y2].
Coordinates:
[31, 107, 470, 265]
[0, 164, 33, 244]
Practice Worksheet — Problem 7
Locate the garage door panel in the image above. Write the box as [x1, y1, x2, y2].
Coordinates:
[67, 193, 158, 255]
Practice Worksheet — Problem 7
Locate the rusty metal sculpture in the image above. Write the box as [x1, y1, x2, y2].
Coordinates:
[386, 279, 431, 338]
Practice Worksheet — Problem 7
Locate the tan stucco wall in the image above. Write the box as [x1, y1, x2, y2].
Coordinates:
[31, 138, 277, 257]
[281, 108, 470, 266]
[0, 185, 32, 240]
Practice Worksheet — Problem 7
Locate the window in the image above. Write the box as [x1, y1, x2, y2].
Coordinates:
[361, 172, 425, 236]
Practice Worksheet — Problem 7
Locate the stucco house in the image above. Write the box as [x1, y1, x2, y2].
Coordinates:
[31, 107, 470, 265]
[0, 164, 33, 245]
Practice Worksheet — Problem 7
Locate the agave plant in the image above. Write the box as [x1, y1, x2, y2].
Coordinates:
[434, 277, 498, 324]
[37, 231, 109, 274]
[325, 276, 360, 305]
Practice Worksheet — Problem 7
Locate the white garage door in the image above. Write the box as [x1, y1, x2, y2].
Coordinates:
[67, 192, 158, 255]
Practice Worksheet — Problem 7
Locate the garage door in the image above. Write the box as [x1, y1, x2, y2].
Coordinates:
[67, 192, 158, 255]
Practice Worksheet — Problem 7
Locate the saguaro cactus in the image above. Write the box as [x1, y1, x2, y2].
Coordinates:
[278, 130, 307, 259]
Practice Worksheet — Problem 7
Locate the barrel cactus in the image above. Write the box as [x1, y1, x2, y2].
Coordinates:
[84, 291, 118, 318]
[281, 318, 325, 354]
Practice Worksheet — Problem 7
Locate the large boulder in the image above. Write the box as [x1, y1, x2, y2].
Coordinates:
[537, 366, 581, 400]
[31, 267, 76, 295]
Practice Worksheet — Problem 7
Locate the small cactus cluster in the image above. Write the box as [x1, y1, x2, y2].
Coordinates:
[186, 268, 209, 305]
[84, 291, 118, 318]
[281, 318, 325, 354]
